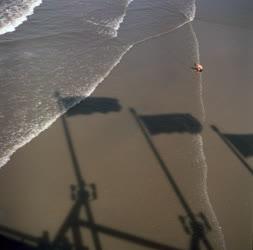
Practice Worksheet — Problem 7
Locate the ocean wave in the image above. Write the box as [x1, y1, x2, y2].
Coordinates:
[0, 44, 133, 169]
[0, 0, 43, 35]
[83, 0, 134, 38]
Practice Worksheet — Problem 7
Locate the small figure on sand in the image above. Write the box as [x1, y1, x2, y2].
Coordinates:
[193, 63, 203, 73]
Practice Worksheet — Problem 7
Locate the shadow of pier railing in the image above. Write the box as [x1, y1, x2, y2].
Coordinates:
[0, 224, 50, 250]
[0, 225, 39, 250]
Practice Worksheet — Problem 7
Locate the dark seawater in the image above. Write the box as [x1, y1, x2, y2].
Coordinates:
[0, 0, 195, 167]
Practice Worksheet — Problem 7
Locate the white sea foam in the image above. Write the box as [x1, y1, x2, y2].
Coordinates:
[0, 0, 43, 35]
[0, 43, 133, 169]
[193, 134, 226, 250]
[85, 0, 134, 38]
[189, 23, 226, 249]
[110, 0, 134, 37]
[189, 24, 206, 122]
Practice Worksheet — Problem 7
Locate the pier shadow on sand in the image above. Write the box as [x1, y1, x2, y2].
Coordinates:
[211, 125, 253, 176]
[60, 96, 122, 116]
[138, 113, 202, 135]
[0, 96, 213, 250]
[130, 108, 212, 250]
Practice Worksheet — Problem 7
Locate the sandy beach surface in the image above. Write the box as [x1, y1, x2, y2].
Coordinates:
[0, 3, 252, 250]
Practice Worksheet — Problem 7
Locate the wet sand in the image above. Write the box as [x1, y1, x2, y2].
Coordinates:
[0, 18, 252, 250]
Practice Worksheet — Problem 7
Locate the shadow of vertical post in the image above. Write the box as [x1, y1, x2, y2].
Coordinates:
[129, 108, 213, 250]
[52, 92, 102, 250]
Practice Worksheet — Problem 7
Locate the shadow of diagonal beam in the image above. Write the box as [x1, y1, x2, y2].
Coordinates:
[52, 199, 81, 246]
[129, 108, 213, 250]
[129, 108, 196, 221]
[79, 220, 182, 250]
[211, 125, 253, 175]
[0, 224, 40, 244]
[53, 112, 103, 250]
